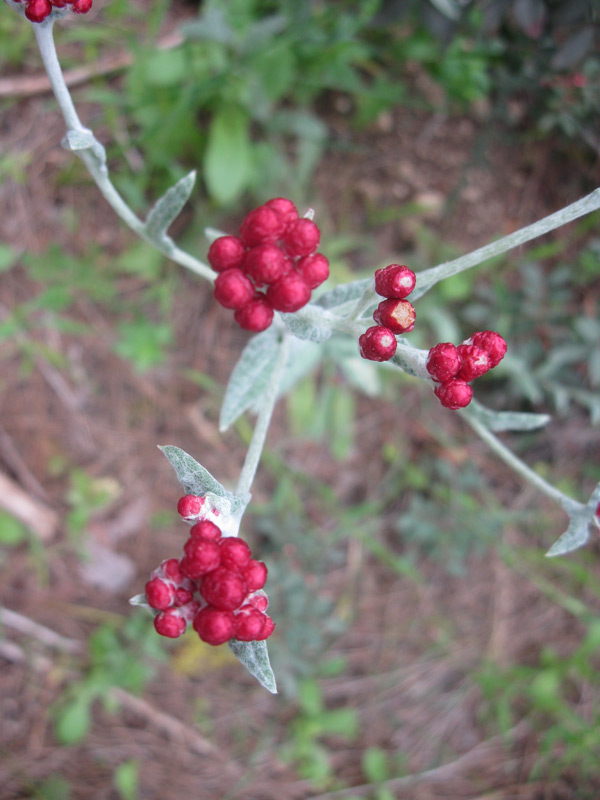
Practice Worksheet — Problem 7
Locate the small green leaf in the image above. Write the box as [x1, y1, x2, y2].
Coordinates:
[298, 679, 323, 716]
[204, 105, 251, 206]
[0, 244, 18, 274]
[0, 511, 28, 546]
[219, 330, 281, 431]
[54, 695, 92, 745]
[144, 171, 196, 245]
[362, 746, 390, 783]
[465, 400, 551, 432]
[113, 760, 139, 800]
[33, 775, 72, 800]
[228, 639, 277, 693]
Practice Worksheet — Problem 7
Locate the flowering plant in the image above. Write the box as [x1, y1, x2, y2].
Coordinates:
[5, 0, 600, 693]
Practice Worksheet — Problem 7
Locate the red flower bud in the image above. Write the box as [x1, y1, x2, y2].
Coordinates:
[234, 297, 274, 332]
[154, 609, 187, 638]
[374, 264, 416, 299]
[219, 537, 252, 570]
[243, 243, 287, 286]
[240, 206, 285, 246]
[243, 560, 268, 592]
[434, 379, 473, 410]
[214, 268, 255, 310]
[283, 218, 320, 257]
[234, 606, 267, 641]
[358, 325, 397, 362]
[207, 236, 246, 273]
[145, 576, 175, 610]
[200, 567, 247, 611]
[296, 253, 330, 289]
[177, 495, 204, 519]
[266, 273, 311, 312]
[456, 344, 491, 382]
[373, 299, 416, 334]
[265, 197, 298, 229]
[466, 330, 507, 369]
[181, 538, 222, 578]
[190, 520, 222, 541]
[193, 606, 236, 645]
[426, 342, 461, 383]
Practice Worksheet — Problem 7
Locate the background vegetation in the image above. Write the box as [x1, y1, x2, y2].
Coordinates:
[0, 0, 599, 797]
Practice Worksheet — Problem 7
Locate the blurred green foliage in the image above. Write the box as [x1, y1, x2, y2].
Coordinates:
[52, 614, 167, 746]
[279, 677, 359, 787]
[478, 615, 600, 784]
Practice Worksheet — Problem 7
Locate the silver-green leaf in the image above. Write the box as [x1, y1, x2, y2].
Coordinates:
[145, 171, 196, 244]
[546, 483, 600, 557]
[466, 399, 552, 432]
[280, 308, 332, 342]
[316, 278, 371, 310]
[219, 330, 281, 431]
[228, 639, 277, 694]
[159, 445, 229, 498]
[61, 128, 107, 164]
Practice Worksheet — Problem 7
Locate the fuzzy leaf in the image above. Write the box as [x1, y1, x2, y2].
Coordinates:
[144, 171, 196, 244]
[278, 338, 322, 396]
[228, 639, 277, 694]
[316, 278, 371, 310]
[280, 309, 332, 342]
[466, 400, 552, 432]
[546, 508, 592, 557]
[219, 330, 281, 431]
[159, 445, 229, 499]
[61, 128, 106, 164]
[339, 357, 382, 397]
[54, 695, 92, 745]
[546, 483, 600, 557]
[62, 129, 96, 151]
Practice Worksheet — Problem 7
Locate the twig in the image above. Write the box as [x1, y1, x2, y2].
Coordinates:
[0, 471, 58, 541]
[0, 426, 50, 501]
[110, 687, 225, 760]
[0, 606, 81, 653]
[0, 611, 235, 768]
[307, 722, 530, 800]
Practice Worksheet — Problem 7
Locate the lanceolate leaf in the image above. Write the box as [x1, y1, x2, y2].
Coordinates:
[228, 639, 277, 694]
[159, 445, 229, 499]
[219, 330, 281, 431]
[159, 445, 249, 517]
[144, 171, 196, 244]
[278, 338, 322, 396]
[466, 399, 552, 432]
[546, 483, 600, 557]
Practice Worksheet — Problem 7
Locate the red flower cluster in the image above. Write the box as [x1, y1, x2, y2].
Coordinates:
[359, 264, 416, 361]
[145, 495, 274, 646]
[15, 0, 92, 23]
[208, 198, 329, 332]
[427, 330, 507, 409]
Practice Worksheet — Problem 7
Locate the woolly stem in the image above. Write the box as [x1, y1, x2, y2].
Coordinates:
[236, 334, 290, 497]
